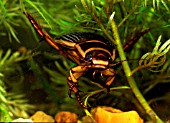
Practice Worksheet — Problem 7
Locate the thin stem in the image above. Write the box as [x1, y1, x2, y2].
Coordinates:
[118, 5, 137, 28]
[81, 0, 115, 44]
[111, 19, 163, 123]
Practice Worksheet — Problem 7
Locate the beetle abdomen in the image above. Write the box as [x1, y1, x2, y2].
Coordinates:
[60, 32, 111, 45]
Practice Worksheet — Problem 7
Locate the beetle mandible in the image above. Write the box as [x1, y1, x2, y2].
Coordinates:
[24, 12, 149, 108]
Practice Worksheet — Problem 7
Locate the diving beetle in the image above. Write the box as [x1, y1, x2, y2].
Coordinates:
[24, 12, 149, 109]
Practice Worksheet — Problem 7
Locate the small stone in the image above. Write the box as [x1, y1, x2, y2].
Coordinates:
[55, 111, 78, 123]
[92, 106, 143, 123]
[11, 118, 33, 122]
[30, 111, 54, 122]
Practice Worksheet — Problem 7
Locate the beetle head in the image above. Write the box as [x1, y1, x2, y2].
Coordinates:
[85, 49, 115, 67]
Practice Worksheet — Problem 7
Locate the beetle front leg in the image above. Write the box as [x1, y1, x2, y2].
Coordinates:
[67, 65, 88, 108]
[101, 68, 116, 93]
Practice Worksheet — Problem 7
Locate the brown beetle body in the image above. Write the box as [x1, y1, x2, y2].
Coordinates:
[24, 12, 149, 108]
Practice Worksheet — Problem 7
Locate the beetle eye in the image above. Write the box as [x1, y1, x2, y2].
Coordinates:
[85, 54, 92, 62]
[108, 57, 112, 62]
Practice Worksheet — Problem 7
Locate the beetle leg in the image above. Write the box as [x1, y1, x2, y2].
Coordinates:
[67, 65, 88, 108]
[24, 12, 61, 51]
[100, 68, 116, 94]
[123, 28, 150, 52]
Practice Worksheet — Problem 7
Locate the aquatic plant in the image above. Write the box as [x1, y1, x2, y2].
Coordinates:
[0, 0, 170, 122]
[0, 49, 34, 121]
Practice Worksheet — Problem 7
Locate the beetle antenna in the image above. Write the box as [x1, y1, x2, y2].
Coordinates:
[109, 58, 145, 67]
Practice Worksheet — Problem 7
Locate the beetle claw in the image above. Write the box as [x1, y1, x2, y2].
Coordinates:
[68, 83, 88, 109]
[68, 89, 74, 99]
[68, 87, 83, 99]
[75, 92, 88, 109]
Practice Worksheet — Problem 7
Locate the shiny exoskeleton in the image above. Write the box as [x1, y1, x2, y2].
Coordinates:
[24, 12, 149, 109]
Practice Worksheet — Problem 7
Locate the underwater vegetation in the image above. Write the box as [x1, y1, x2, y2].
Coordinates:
[0, 0, 170, 122]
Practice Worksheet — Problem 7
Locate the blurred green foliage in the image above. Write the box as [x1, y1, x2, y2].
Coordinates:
[0, 0, 170, 122]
